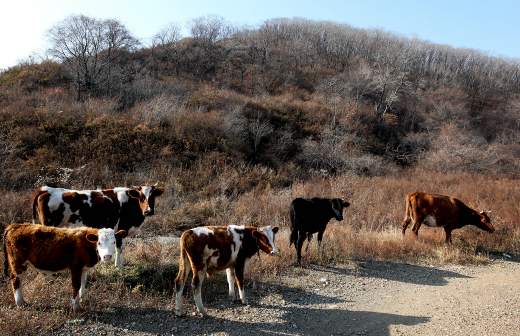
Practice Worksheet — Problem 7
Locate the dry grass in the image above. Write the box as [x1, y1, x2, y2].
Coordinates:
[1, 170, 519, 334]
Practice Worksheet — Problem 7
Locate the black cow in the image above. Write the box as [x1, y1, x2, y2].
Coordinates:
[289, 197, 350, 263]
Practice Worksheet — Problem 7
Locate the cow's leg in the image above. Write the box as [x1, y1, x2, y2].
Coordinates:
[305, 234, 313, 252]
[70, 268, 82, 312]
[296, 231, 306, 264]
[174, 252, 191, 317]
[234, 262, 247, 305]
[11, 274, 26, 307]
[78, 268, 88, 301]
[8, 256, 27, 307]
[226, 268, 236, 300]
[192, 267, 207, 316]
[402, 217, 411, 236]
[411, 215, 423, 239]
[444, 227, 453, 244]
[115, 236, 124, 268]
[317, 230, 324, 254]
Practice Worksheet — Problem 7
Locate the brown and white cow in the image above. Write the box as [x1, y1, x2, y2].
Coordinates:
[174, 225, 279, 316]
[3, 223, 126, 311]
[32, 184, 164, 267]
[402, 192, 495, 243]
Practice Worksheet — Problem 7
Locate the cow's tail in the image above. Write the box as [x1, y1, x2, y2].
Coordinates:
[176, 233, 191, 286]
[32, 189, 43, 224]
[3, 227, 9, 278]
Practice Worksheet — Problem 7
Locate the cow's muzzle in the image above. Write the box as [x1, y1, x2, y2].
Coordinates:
[102, 255, 113, 262]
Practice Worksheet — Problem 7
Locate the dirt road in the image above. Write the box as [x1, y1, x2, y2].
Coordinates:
[53, 256, 520, 336]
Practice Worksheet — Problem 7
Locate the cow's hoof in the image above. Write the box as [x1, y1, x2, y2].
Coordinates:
[15, 301, 27, 308]
[194, 310, 207, 317]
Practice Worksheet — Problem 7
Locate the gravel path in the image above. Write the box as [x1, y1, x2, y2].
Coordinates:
[52, 257, 520, 336]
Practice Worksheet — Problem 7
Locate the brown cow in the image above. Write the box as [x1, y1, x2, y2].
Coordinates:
[174, 225, 279, 316]
[32, 184, 164, 267]
[402, 192, 494, 243]
[3, 223, 126, 311]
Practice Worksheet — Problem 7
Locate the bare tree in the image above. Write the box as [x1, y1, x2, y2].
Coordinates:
[189, 15, 232, 43]
[152, 23, 182, 47]
[48, 15, 139, 99]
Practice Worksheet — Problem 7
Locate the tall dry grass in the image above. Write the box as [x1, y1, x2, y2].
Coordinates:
[1, 170, 519, 334]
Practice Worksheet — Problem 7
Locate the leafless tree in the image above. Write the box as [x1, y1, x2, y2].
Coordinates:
[48, 15, 139, 99]
[152, 23, 182, 47]
[189, 15, 232, 43]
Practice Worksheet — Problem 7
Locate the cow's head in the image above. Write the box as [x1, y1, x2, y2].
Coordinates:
[131, 183, 165, 216]
[476, 211, 495, 233]
[330, 198, 350, 221]
[253, 226, 280, 255]
[86, 229, 127, 262]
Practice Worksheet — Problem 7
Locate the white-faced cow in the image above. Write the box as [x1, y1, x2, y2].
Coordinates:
[174, 225, 279, 316]
[289, 197, 350, 264]
[32, 184, 164, 267]
[402, 192, 495, 243]
[3, 223, 126, 311]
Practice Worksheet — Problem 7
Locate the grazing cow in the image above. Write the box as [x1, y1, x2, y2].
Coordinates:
[289, 197, 350, 263]
[174, 225, 279, 316]
[401, 192, 495, 243]
[32, 184, 164, 267]
[3, 223, 126, 311]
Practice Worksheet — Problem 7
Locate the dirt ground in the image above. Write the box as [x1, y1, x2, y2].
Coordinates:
[50, 256, 519, 336]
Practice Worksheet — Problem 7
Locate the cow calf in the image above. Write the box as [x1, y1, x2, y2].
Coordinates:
[3, 223, 126, 311]
[289, 197, 350, 263]
[174, 225, 279, 316]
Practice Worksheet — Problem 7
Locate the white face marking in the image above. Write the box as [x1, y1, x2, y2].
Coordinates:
[260, 226, 278, 254]
[140, 186, 153, 213]
[192, 227, 214, 236]
[228, 225, 244, 263]
[142, 186, 152, 199]
[96, 228, 117, 262]
[424, 215, 438, 227]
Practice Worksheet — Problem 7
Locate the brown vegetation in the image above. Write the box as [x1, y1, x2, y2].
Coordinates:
[0, 15, 519, 334]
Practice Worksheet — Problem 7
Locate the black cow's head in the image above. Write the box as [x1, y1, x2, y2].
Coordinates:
[130, 183, 165, 216]
[476, 211, 495, 233]
[330, 198, 350, 221]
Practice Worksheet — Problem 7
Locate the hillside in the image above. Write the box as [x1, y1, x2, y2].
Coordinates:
[0, 16, 520, 335]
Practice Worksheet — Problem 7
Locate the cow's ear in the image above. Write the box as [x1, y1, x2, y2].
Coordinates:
[86, 233, 98, 244]
[115, 230, 127, 238]
[272, 227, 279, 234]
[127, 189, 141, 199]
[152, 186, 164, 196]
[343, 200, 350, 207]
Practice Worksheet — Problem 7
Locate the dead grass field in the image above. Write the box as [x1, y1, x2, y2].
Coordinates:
[1, 170, 519, 334]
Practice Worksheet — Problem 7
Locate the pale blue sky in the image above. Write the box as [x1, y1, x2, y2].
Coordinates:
[1, 0, 519, 69]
